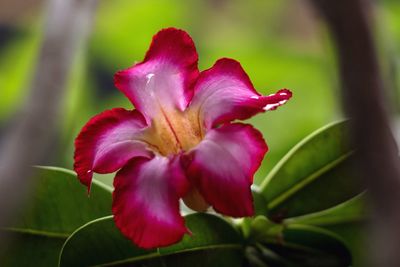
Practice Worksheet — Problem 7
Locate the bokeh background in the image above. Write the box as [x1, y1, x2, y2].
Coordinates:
[1, 0, 399, 185]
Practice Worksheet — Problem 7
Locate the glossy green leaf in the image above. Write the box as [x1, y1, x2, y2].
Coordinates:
[1, 166, 112, 267]
[260, 121, 363, 221]
[283, 193, 366, 227]
[254, 224, 352, 267]
[248, 194, 366, 266]
[321, 223, 365, 267]
[284, 194, 367, 267]
[59, 213, 244, 267]
[2, 234, 66, 267]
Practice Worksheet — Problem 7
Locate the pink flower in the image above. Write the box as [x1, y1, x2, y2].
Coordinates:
[74, 28, 292, 249]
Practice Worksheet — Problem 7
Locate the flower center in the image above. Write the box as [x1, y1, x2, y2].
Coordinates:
[142, 108, 210, 212]
[144, 108, 204, 156]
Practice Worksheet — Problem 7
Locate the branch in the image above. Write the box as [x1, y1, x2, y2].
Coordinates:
[0, 0, 97, 251]
[309, 0, 400, 265]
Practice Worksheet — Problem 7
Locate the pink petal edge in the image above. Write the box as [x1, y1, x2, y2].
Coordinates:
[190, 58, 292, 129]
[112, 156, 190, 249]
[73, 108, 153, 192]
[185, 123, 268, 217]
[114, 28, 199, 123]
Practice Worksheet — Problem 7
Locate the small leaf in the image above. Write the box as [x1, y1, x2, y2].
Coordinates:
[258, 224, 352, 267]
[59, 213, 244, 267]
[260, 121, 363, 221]
[1, 166, 112, 267]
[284, 194, 367, 267]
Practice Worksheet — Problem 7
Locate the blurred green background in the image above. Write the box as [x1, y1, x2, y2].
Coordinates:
[1, 0, 399, 185]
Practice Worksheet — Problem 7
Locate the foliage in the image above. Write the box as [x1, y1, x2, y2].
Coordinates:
[1, 167, 112, 266]
[1, 122, 366, 267]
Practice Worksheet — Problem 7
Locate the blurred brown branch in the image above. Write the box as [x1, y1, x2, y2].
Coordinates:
[0, 0, 97, 251]
[309, 0, 400, 266]
[0, 0, 43, 25]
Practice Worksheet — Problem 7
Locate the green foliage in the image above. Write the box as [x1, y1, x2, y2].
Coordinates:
[1, 167, 112, 267]
[244, 121, 366, 267]
[261, 224, 351, 267]
[284, 194, 367, 267]
[246, 216, 352, 266]
[260, 121, 363, 221]
[59, 214, 244, 267]
[1, 122, 365, 267]
[284, 193, 365, 227]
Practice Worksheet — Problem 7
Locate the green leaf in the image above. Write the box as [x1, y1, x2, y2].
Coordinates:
[248, 194, 366, 266]
[2, 234, 66, 267]
[256, 224, 352, 267]
[59, 213, 244, 267]
[260, 120, 363, 221]
[1, 166, 112, 267]
[320, 223, 365, 267]
[283, 193, 366, 227]
[284, 194, 366, 267]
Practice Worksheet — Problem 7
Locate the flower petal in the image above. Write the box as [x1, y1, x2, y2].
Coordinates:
[189, 58, 292, 129]
[112, 156, 189, 249]
[114, 28, 199, 123]
[74, 108, 153, 190]
[185, 123, 268, 217]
